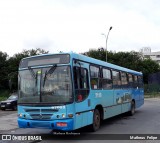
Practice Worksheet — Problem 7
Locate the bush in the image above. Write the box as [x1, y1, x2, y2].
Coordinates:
[0, 90, 10, 101]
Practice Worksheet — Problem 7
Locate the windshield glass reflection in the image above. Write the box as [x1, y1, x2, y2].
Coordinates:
[41, 66, 73, 103]
[18, 69, 39, 103]
[18, 66, 73, 104]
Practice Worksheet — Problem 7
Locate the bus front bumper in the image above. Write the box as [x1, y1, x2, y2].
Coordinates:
[18, 118, 74, 131]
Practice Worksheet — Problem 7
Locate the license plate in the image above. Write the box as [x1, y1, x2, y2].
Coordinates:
[1, 105, 5, 107]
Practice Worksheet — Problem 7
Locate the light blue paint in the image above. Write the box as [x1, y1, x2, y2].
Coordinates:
[18, 52, 144, 131]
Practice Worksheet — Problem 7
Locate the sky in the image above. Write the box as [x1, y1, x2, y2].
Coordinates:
[0, 0, 160, 56]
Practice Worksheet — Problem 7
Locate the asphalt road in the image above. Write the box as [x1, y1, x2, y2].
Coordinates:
[0, 98, 160, 143]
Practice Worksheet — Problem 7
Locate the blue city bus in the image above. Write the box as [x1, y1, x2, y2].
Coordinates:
[17, 52, 144, 131]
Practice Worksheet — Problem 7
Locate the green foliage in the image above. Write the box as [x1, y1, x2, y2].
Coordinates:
[1, 47, 160, 90]
[84, 49, 160, 84]
[107, 51, 143, 70]
[85, 48, 106, 61]
[144, 83, 160, 93]
[0, 51, 9, 89]
[0, 90, 10, 101]
[20, 48, 48, 57]
[7, 48, 49, 90]
[139, 59, 160, 83]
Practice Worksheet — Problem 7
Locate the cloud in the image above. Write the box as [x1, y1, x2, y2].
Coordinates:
[24, 37, 53, 51]
[0, 0, 160, 56]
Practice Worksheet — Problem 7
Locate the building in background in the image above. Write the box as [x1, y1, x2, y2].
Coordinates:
[140, 47, 160, 65]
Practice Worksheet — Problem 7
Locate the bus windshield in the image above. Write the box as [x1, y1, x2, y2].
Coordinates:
[18, 66, 73, 104]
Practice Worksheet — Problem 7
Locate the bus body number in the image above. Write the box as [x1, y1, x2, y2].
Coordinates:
[95, 93, 102, 98]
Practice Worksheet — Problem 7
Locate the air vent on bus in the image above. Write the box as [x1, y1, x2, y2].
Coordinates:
[41, 109, 58, 112]
[30, 114, 53, 120]
[24, 109, 40, 112]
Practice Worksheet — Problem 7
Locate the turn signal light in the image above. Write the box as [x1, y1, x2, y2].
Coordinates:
[68, 114, 73, 118]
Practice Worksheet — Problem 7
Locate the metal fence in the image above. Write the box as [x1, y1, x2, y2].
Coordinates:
[144, 84, 160, 97]
[145, 72, 160, 97]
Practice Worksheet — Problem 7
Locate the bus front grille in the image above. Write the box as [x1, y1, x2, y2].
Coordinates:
[30, 114, 53, 120]
[25, 109, 40, 112]
[41, 109, 58, 112]
[24, 108, 58, 113]
[23, 108, 58, 120]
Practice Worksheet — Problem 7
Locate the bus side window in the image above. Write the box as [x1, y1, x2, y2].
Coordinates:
[80, 68, 89, 89]
[121, 72, 128, 88]
[102, 68, 112, 89]
[134, 75, 138, 88]
[112, 70, 121, 89]
[73, 67, 78, 89]
[74, 66, 89, 102]
[128, 74, 133, 88]
[90, 65, 101, 89]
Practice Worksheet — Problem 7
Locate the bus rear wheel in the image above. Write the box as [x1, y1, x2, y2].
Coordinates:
[90, 109, 101, 132]
[129, 101, 135, 116]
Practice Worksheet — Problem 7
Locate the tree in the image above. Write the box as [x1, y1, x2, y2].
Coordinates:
[138, 59, 160, 83]
[84, 48, 106, 61]
[7, 48, 49, 90]
[21, 48, 48, 56]
[0, 51, 9, 89]
[82, 49, 160, 84]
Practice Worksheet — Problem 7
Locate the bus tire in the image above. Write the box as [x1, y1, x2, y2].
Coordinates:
[129, 101, 135, 116]
[90, 109, 101, 132]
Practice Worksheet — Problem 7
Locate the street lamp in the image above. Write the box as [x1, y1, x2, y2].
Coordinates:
[101, 26, 113, 62]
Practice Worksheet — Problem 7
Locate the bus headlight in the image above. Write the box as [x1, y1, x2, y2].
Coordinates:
[18, 113, 27, 119]
[62, 114, 65, 118]
[68, 114, 73, 118]
[18, 113, 23, 117]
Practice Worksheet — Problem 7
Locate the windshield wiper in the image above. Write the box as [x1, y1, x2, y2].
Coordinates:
[43, 64, 57, 87]
[28, 66, 36, 79]
[28, 66, 38, 85]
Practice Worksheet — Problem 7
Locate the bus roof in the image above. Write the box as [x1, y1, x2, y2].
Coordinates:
[70, 53, 142, 76]
[21, 52, 142, 75]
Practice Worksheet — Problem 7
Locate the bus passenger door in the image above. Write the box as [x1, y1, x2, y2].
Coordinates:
[73, 61, 91, 129]
[112, 70, 123, 115]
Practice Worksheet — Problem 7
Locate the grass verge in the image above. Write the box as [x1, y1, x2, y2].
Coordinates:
[0, 90, 10, 101]
[144, 92, 160, 98]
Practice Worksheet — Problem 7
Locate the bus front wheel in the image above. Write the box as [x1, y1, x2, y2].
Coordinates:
[90, 109, 101, 132]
